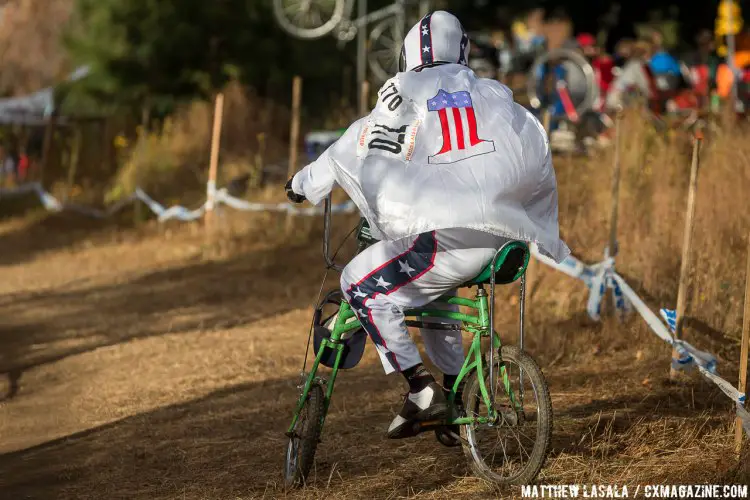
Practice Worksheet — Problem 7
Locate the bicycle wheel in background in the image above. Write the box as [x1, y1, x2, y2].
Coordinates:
[273, 0, 346, 39]
[284, 382, 325, 488]
[461, 345, 553, 485]
[368, 17, 402, 83]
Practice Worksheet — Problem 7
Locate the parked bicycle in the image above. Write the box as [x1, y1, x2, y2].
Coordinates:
[273, 0, 415, 82]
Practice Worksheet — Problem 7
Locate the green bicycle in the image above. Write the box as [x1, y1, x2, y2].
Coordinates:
[284, 195, 553, 487]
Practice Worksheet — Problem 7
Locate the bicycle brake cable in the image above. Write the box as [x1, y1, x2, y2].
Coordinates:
[301, 224, 358, 376]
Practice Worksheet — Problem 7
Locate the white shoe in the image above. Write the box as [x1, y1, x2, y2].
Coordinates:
[387, 382, 448, 439]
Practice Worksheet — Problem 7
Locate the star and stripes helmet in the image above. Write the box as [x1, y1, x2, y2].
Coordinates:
[398, 10, 470, 73]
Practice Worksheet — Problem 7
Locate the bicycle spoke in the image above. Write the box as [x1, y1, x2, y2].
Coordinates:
[513, 427, 537, 446]
[283, 2, 305, 16]
[371, 48, 395, 59]
[497, 433, 511, 471]
[512, 429, 531, 466]
[311, 9, 322, 26]
[465, 347, 550, 484]
[292, 9, 308, 24]
[380, 35, 397, 49]
[487, 433, 503, 470]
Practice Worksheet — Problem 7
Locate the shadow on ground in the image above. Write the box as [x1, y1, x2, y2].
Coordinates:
[0, 364, 468, 500]
[0, 209, 135, 268]
[0, 236, 331, 399]
[0, 353, 742, 500]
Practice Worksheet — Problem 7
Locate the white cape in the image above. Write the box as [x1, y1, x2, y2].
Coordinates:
[293, 64, 570, 263]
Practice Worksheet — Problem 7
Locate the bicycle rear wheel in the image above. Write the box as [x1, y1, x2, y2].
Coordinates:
[284, 382, 325, 488]
[461, 345, 552, 485]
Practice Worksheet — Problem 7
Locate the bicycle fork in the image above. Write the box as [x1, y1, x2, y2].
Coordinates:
[286, 306, 352, 436]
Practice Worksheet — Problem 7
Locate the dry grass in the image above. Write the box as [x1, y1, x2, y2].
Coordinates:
[0, 117, 749, 499]
[108, 82, 292, 204]
[0, 0, 74, 94]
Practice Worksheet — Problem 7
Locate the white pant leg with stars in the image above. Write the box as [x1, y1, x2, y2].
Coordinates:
[340, 228, 509, 375]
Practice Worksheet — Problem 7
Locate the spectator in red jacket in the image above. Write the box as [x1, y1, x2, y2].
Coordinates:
[576, 32, 615, 111]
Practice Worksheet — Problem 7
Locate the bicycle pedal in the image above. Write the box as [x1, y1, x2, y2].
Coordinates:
[417, 419, 443, 429]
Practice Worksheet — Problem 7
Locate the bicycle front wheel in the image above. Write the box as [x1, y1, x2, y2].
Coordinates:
[461, 345, 552, 485]
[284, 382, 325, 488]
[273, 0, 346, 39]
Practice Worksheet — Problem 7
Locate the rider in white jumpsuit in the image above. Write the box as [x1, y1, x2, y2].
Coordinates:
[286, 11, 569, 441]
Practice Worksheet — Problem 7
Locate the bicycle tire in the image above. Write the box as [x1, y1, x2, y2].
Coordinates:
[283, 382, 325, 488]
[461, 345, 552, 485]
[526, 48, 596, 117]
[368, 17, 402, 83]
[273, 0, 346, 40]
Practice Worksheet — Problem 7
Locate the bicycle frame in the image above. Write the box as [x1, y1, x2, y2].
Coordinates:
[341, 0, 406, 27]
[286, 285, 522, 435]
[286, 195, 524, 438]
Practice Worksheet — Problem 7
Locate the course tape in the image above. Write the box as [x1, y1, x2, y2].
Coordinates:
[531, 246, 631, 322]
[0, 182, 357, 221]
[530, 243, 749, 435]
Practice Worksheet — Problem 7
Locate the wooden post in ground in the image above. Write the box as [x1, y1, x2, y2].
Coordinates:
[65, 125, 82, 203]
[359, 80, 370, 117]
[285, 76, 303, 232]
[204, 92, 225, 234]
[670, 130, 704, 379]
[736, 234, 750, 453]
[600, 109, 623, 318]
[40, 113, 58, 187]
[607, 110, 623, 261]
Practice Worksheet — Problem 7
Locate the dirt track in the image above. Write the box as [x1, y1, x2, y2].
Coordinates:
[0, 209, 748, 499]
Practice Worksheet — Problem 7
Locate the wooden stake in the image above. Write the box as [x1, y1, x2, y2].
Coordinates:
[65, 126, 82, 203]
[670, 130, 704, 379]
[205, 92, 225, 233]
[286, 77, 303, 182]
[607, 109, 623, 260]
[600, 110, 623, 318]
[359, 80, 370, 117]
[736, 234, 750, 453]
[542, 109, 551, 135]
[40, 113, 57, 187]
[285, 76, 303, 232]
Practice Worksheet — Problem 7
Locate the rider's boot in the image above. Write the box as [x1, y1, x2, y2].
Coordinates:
[387, 364, 448, 439]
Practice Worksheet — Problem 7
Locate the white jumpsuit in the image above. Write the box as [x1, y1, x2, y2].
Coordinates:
[292, 59, 567, 376]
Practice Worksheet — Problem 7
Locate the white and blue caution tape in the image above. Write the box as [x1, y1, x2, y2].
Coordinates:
[0, 182, 63, 211]
[530, 245, 631, 322]
[660, 308, 678, 333]
[530, 242, 749, 435]
[0, 182, 357, 222]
